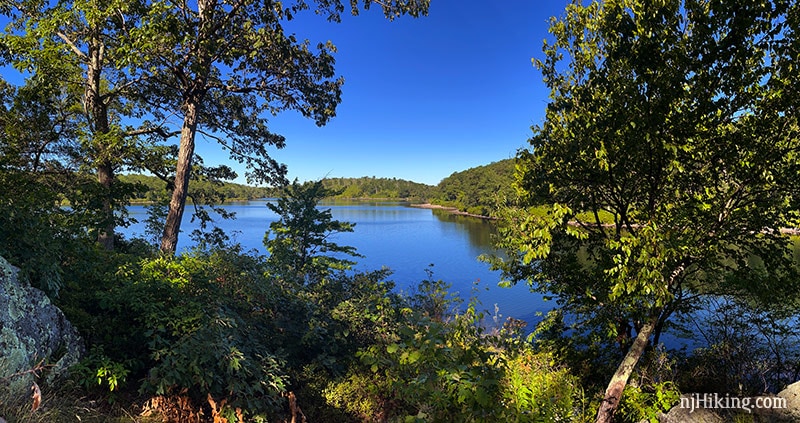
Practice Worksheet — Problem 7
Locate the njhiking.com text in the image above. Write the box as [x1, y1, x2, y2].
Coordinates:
[680, 393, 787, 414]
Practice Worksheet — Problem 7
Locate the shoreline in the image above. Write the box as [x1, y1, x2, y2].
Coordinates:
[409, 203, 495, 220]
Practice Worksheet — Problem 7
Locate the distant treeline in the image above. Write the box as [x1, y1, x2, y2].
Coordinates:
[119, 174, 273, 203]
[120, 158, 517, 216]
[321, 177, 435, 201]
[319, 159, 517, 216]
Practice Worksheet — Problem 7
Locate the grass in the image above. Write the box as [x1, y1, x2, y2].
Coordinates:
[0, 380, 159, 423]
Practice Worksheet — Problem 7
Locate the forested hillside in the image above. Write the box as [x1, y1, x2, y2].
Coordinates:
[315, 162, 517, 216]
[431, 159, 516, 216]
[321, 177, 435, 200]
[117, 168, 513, 213]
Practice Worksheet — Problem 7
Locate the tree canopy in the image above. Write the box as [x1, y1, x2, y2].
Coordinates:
[489, 1, 800, 421]
[1, 0, 166, 250]
[125, 0, 430, 254]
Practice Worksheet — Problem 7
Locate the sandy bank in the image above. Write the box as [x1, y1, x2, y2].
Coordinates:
[409, 203, 495, 220]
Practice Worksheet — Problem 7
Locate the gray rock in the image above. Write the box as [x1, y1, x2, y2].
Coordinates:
[0, 256, 84, 398]
[658, 398, 724, 423]
[773, 381, 800, 421]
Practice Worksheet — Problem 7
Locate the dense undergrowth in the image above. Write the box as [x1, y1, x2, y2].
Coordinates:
[1, 242, 590, 422]
[6, 246, 796, 422]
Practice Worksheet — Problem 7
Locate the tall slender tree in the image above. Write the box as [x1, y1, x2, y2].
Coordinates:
[125, 0, 429, 255]
[489, 1, 800, 422]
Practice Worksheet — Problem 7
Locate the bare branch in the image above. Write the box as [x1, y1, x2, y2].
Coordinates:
[124, 126, 180, 139]
[55, 31, 87, 60]
[0, 359, 53, 383]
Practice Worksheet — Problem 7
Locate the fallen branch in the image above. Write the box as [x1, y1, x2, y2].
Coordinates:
[0, 360, 52, 383]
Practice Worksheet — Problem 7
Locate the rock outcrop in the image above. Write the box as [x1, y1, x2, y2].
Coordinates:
[0, 256, 84, 398]
[774, 381, 800, 421]
[657, 402, 725, 423]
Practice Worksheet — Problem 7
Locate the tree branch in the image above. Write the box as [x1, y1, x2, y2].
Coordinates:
[55, 31, 87, 60]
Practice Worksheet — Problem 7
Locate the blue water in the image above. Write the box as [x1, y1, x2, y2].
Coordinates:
[120, 200, 549, 324]
[120, 200, 794, 353]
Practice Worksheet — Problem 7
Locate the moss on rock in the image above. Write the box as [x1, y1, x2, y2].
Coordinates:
[0, 256, 84, 398]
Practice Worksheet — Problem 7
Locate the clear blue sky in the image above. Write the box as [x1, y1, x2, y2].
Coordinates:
[194, 0, 571, 186]
[2, 0, 570, 186]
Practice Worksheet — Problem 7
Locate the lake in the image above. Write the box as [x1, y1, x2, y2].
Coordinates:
[120, 200, 549, 325]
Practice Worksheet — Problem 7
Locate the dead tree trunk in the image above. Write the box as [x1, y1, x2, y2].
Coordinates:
[595, 315, 657, 423]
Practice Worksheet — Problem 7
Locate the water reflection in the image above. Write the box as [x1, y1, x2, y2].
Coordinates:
[430, 208, 497, 250]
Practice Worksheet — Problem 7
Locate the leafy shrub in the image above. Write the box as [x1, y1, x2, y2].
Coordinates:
[68, 248, 293, 419]
[617, 381, 680, 423]
[275, 268, 405, 421]
[138, 252, 288, 417]
[615, 346, 680, 423]
[327, 306, 506, 421]
[325, 279, 589, 422]
[71, 346, 130, 396]
[501, 350, 587, 422]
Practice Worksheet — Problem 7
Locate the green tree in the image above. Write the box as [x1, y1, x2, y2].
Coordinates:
[1, 0, 169, 250]
[128, 0, 429, 255]
[0, 76, 85, 294]
[490, 1, 800, 422]
[265, 180, 361, 283]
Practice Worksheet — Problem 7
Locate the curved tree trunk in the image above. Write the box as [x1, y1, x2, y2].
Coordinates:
[159, 0, 213, 255]
[595, 315, 658, 423]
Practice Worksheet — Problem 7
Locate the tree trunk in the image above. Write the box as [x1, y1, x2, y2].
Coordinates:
[595, 315, 658, 423]
[159, 100, 200, 255]
[86, 36, 115, 250]
[96, 160, 115, 250]
[159, 0, 214, 255]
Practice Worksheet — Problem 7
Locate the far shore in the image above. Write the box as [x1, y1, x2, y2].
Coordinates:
[409, 203, 495, 220]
